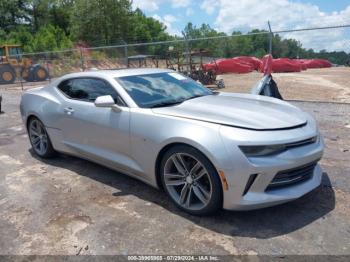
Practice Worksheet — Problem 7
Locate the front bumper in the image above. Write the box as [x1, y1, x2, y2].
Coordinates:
[223, 164, 322, 210]
[218, 124, 324, 211]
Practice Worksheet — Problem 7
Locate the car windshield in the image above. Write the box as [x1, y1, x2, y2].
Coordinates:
[116, 72, 212, 108]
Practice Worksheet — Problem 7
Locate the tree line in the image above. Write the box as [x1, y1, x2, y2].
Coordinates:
[0, 0, 349, 64]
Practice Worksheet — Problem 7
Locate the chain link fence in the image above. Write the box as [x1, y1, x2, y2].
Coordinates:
[1, 24, 349, 103]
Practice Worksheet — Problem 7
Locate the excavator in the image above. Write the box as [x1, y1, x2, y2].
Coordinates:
[0, 44, 49, 84]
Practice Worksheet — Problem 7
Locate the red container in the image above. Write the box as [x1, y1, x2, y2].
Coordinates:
[203, 58, 254, 74]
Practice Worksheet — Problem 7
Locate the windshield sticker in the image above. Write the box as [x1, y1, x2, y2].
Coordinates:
[168, 72, 187, 80]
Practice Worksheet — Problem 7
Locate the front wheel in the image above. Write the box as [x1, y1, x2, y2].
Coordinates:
[160, 145, 222, 215]
[0, 65, 16, 84]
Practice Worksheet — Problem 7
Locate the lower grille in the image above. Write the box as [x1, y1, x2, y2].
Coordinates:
[266, 161, 318, 190]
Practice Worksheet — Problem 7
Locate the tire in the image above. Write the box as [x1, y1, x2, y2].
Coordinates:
[33, 65, 48, 81]
[0, 65, 16, 84]
[27, 117, 56, 158]
[217, 79, 225, 89]
[160, 145, 222, 215]
[21, 67, 33, 82]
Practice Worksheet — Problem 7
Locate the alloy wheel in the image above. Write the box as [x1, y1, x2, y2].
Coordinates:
[29, 119, 48, 156]
[163, 153, 213, 211]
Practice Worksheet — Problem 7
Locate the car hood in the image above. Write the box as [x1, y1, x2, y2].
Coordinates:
[152, 93, 307, 130]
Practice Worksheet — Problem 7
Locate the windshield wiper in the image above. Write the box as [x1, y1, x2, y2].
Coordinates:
[149, 100, 185, 108]
[149, 93, 213, 108]
[185, 93, 212, 101]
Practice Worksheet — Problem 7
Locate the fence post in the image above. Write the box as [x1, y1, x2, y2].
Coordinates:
[80, 48, 85, 71]
[20, 73, 24, 91]
[268, 21, 273, 55]
[297, 41, 302, 59]
[45, 52, 51, 83]
[182, 31, 191, 72]
[121, 40, 128, 68]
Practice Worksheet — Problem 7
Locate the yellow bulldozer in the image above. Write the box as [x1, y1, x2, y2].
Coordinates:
[0, 44, 49, 84]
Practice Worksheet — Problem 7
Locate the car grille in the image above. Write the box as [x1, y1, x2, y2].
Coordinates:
[266, 161, 318, 190]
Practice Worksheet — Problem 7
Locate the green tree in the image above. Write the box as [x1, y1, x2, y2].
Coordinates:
[183, 23, 227, 57]
[30, 24, 72, 52]
[1, 26, 34, 51]
[0, 0, 31, 33]
[129, 9, 171, 55]
[71, 0, 133, 45]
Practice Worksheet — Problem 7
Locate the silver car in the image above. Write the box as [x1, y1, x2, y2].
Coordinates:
[20, 68, 324, 215]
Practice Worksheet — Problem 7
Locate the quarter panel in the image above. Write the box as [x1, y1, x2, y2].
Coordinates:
[20, 86, 73, 153]
[20, 87, 63, 129]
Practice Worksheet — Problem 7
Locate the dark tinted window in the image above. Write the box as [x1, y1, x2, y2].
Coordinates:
[9, 47, 22, 58]
[58, 78, 124, 105]
[116, 72, 212, 108]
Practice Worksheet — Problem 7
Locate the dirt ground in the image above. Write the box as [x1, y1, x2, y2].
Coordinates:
[0, 67, 350, 257]
[220, 67, 350, 103]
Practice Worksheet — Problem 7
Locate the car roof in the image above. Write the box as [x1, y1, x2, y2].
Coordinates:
[59, 68, 174, 79]
[47, 68, 177, 108]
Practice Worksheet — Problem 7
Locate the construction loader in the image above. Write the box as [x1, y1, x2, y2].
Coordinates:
[0, 44, 49, 84]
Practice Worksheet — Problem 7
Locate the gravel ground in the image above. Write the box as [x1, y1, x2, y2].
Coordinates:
[0, 86, 349, 256]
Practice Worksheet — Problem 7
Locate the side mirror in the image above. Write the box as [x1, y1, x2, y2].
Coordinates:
[94, 95, 115, 107]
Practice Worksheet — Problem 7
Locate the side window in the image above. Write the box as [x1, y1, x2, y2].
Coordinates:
[58, 78, 125, 106]
[9, 47, 21, 58]
[58, 79, 76, 98]
[9, 48, 16, 56]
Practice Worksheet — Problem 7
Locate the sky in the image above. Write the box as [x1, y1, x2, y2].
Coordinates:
[132, 0, 350, 52]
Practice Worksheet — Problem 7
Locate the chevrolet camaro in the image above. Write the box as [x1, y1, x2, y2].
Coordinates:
[20, 68, 324, 215]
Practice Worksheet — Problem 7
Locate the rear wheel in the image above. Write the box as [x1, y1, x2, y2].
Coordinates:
[0, 65, 16, 84]
[160, 145, 222, 215]
[28, 117, 56, 158]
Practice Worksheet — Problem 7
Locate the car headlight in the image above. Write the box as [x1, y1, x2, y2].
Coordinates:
[239, 144, 286, 157]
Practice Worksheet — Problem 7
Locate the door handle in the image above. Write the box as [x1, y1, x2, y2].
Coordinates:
[64, 107, 74, 115]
